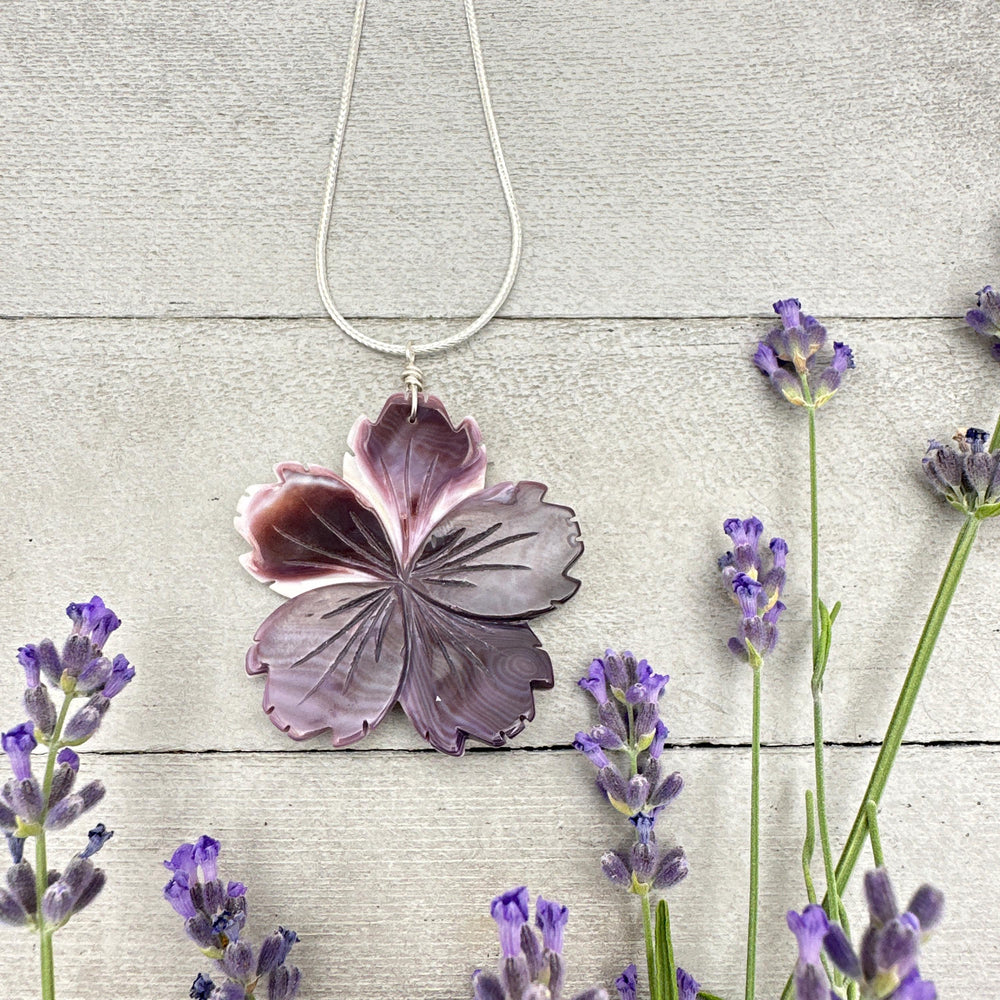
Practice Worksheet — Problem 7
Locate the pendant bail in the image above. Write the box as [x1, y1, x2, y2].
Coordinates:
[401, 342, 425, 421]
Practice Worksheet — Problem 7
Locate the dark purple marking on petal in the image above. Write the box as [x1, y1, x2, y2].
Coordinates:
[397, 593, 554, 755]
[237, 463, 393, 590]
[412, 481, 582, 619]
[344, 394, 487, 565]
[246, 583, 406, 744]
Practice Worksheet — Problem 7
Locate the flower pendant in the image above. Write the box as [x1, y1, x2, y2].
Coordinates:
[236, 394, 583, 755]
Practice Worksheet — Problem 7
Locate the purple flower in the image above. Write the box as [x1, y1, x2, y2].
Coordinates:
[16, 647, 40, 689]
[965, 285, 1000, 360]
[80, 823, 113, 859]
[753, 299, 853, 407]
[193, 834, 221, 881]
[491, 887, 529, 958]
[57, 748, 80, 772]
[1, 723, 36, 782]
[787, 905, 832, 1000]
[573, 732, 609, 769]
[101, 654, 135, 699]
[535, 896, 569, 954]
[65, 596, 121, 652]
[923, 428, 1000, 514]
[676, 968, 700, 1000]
[578, 660, 609, 705]
[615, 964, 637, 1000]
[236, 395, 582, 755]
[721, 519, 787, 663]
[822, 869, 942, 999]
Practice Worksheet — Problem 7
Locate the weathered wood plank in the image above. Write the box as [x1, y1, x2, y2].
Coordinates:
[0, 746, 990, 998]
[0, 317, 997, 751]
[1, 1, 998, 318]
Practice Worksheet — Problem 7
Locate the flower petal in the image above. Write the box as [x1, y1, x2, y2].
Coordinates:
[412, 481, 582, 619]
[342, 394, 487, 565]
[246, 582, 406, 744]
[236, 463, 394, 597]
[397, 596, 554, 754]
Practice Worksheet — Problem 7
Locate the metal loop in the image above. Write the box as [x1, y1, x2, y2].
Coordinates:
[401, 343, 425, 421]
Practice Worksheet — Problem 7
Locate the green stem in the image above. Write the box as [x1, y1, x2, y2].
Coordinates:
[865, 800, 885, 868]
[811, 681, 840, 926]
[801, 790, 817, 905]
[779, 511, 982, 1000]
[744, 665, 761, 1000]
[807, 404, 820, 657]
[828, 513, 978, 897]
[657, 898, 678, 1000]
[642, 892, 657, 1000]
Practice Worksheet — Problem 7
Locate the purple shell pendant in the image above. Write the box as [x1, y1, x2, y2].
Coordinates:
[236, 393, 583, 755]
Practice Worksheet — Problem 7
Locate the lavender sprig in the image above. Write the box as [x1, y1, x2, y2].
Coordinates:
[0, 596, 134, 1000]
[575, 651, 688, 1000]
[164, 836, 301, 1000]
[475, 887, 608, 1000]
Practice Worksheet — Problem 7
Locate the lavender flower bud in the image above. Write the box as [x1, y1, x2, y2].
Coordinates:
[268, 965, 301, 1000]
[515, 924, 542, 980]
[649, 720, 669, 760]
[548, 953, 565, 1000]
[629, 811, 655, 845]
[34, 640, 63, 687]
[165, 876, 197, 919]
[597, 702, 627, 744]
[71, 866, 105, 915]
[822, 923, 862, 979]
[652, 847, 688, 889]
[17, 647, 41, 689]
[78, 780, 105, 810]
[491, 887, 529, 959]
[216, 982, 247, 1000]
[590, 725, 625, 751]
[573, 732, 609, 769]
[189, 973, 216, 1000]
[630, 841, 657, 883]
[676, 969, 700, 1000]
[220, 940, 255, 980]
[204, 877, 225, 914]
[80, 824, 113, 859]
[24, 685, 57, 738]
[194, 835, 222, 881]
[633, 703, 658, 743]
[0, 886, 27, 925]
[76, 656, 114, 695]
[649, 771, 684, 809]
[600, 851, 631, 886]
[101, 654, 134, 699]
[601, 651, 628, 695]
[57, 748, 79, 771]
[185, 913, 216, 948]
[44, 795, 82, 830]
[65, 596, 120, 651]
[864, 868, 899, 927]
[6, 861, 37, 916]
[47, 762, 77, 809]
[473, 971, 506, 1000]
[9, 778, 44, 823]
[63, 704, 103, 743]
[41, 882, 75, 925]
[1, 723, 37, 781]
[615, 965, 637, 1000]
[502, 954, 530, 1000]
[578, 660, 609, 705]
[906, 885, 944, 933]
[625, 775, 650, 812]
[596, 766, 630, 814]
[535, 896, 569, 954]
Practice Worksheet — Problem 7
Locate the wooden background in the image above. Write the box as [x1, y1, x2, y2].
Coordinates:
[2, 1, 999, 997]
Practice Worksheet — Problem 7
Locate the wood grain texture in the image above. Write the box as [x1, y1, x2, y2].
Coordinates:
[2, 1, 999, 318]
[1, 747, 993, 999]
[0, 317, 998, 752]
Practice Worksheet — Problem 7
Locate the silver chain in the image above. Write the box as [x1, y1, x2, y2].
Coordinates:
[315, 0, 523, 361]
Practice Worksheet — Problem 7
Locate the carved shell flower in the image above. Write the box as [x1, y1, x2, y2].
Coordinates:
[236, 394, 583, 755]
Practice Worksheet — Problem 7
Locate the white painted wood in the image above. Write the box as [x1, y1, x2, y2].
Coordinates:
[1, 1, 999, 319]
[1, 747, 990, 999]
[0, 318, 998, 752]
